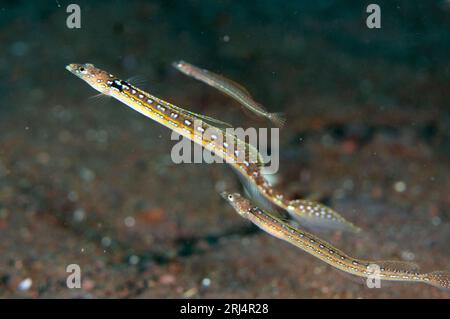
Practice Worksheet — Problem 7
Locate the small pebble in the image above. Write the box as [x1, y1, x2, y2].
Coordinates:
[73, 208, 86, 222]
[129, 255, 140, 265]
[17, 278, 32, 291]
[80, 167, 95, 182]
[401, 250, 415, 261]
[101, 236, 112, 247]
[10, 41, 28, 56]
[159, 274, 176, 285]
[82, 279, 95, 291]
[393, 181, 406, 193]
[183, 287, 198, 297]
[124, 216, 136, 227]
[67, 191, 78, 202]
[201, 277, 211, 288]
[431, 216, 441, 226]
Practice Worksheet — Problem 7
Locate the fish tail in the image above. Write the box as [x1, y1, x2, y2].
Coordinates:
[425, 271, 450, 289]
[268, 112, 286, 128]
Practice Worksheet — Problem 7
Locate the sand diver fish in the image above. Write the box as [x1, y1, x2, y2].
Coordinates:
[172, 60, 286, 127]
[221, 191, 450, 290]
[66, 63, 361, 234]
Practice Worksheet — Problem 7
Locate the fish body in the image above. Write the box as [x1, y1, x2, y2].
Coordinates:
[66, 63, 264, 169]
[172, 60, 286, 127]
[66, 63, 449, 289]
[66, 63, 360, 233]
[221, 192, 450, 289]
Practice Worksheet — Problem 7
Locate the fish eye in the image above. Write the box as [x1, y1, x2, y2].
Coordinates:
[227, 194, 234, 201]
[78, 66, 87, 74]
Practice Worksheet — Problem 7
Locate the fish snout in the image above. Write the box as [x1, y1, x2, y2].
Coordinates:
[220, 191, 231, 201]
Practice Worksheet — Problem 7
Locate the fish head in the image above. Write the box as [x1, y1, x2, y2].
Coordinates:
[220, 191, 252, 218]
[66, 63, 113, 95]
[172, 60, 194, 75]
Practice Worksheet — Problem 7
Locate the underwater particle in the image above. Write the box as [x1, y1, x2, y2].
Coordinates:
[101, 236, 112, 248]
[183, 287, 198, 297]
[129, 255, 140, 265]
[73, 208, 86, 222]
[201, 277, 211, 288]
[59, 130, 72, 143]
[124, 216, 136, 227]
[67, 191, 78, 202]
[79, 167, 95, 182]
[341, 139, 357, 154]
[321, 134, 333, 147]
[223, 35, 230, 42]
[159, 274, 176, 285]
[139, 207, 165, 224]
[313, 266, 325, 275]
[17, 278, 32, 291]
[431, 216, 441, 226]
[82, 279, 95, 291]
[10, 41, 28, 57]
[393, 181, 406, 193]
[342, 179, 354, 191]
[36, 152, 50, 165]
[214, 180, 227, 192]
[97, 130, 109, 144]
[401, 250, 415, 261]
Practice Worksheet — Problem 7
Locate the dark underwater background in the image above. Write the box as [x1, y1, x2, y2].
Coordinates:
[0, 0, 449, 298]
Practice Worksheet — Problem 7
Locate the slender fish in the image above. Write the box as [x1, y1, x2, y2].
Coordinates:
[221, 192, 450, 289]
[66, 63, 360, 233]
[172, 60, 286, 127]
[66, 63, 448, 289]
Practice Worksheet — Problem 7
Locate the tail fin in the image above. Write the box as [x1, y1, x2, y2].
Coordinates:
[426, 271, 450, 289]
[268, 112, 286, 128]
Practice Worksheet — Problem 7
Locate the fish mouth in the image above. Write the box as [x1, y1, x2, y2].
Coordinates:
[65, 63, 80, 74]
[172, 60, 187, 69]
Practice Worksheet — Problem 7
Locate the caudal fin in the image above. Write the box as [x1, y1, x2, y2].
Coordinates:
[268, 112, 286, 128]
[426, 271, 450, 289]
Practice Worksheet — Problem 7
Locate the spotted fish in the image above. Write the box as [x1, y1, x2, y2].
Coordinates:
[221, 191, 450, 290]
[66, 63, 360, 233]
